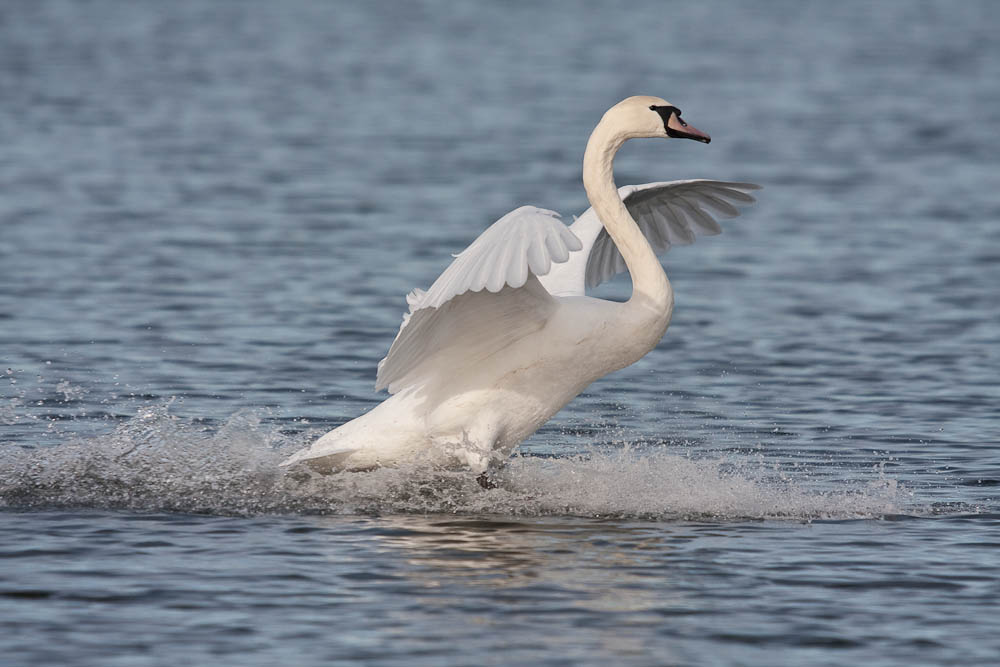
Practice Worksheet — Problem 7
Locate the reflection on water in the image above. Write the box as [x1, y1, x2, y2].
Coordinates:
[325, 515, 697, 659]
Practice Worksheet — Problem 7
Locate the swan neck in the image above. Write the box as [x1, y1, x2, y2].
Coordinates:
[582, 118, 672, 311]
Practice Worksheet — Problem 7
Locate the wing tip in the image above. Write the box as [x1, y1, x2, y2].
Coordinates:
[719, 181, 763, 191]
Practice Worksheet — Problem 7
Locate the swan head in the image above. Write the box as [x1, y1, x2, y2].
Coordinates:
[605, 95, 711, 143]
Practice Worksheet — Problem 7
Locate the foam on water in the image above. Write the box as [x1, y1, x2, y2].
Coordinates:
[0, 405, 911, 520]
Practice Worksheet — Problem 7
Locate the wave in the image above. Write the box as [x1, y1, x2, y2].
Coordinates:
[0, 405, 908, 520]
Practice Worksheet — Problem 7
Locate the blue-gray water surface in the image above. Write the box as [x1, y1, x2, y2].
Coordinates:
[1, 1, 998, 665]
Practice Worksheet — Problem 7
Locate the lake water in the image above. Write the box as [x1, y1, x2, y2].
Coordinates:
[1, 1, 998, 665]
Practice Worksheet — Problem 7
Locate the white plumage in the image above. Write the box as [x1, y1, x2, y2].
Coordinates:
[280, 96, 759, 478]
[376, 206, 580, 395]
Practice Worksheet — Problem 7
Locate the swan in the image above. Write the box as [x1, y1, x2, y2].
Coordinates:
[280, 96, 759, 484]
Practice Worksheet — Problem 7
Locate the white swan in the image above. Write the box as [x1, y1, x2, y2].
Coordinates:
[280, 96, 759, 481]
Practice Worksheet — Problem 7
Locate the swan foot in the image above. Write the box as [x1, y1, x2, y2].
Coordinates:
[476, 471, 499, 490]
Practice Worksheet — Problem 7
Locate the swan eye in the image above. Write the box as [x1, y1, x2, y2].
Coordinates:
[650, 104, 681, 117]
[650, 104, 685, 129]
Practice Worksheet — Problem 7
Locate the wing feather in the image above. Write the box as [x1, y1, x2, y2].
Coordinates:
[667, 201, 699, 244]
[527, 225, 551, 275]
[702, 185, 757, 204]
[376, 206, 579, 394]
[674, 195, 723, 235]
[697, 192, 742, 218]
[546, 232, 570, 263]
[377, 278, 555, 395]
[507, 234, 529, 288]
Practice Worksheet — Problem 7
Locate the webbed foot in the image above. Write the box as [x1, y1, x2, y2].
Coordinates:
[476, 471, 499, 490]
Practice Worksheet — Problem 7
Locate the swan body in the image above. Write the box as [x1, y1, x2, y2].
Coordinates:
[281, 96, 759, 476]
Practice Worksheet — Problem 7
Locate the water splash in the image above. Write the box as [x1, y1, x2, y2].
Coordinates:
[0, 404, 909, 519]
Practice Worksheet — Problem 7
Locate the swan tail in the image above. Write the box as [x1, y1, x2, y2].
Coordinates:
[279, 444, 361, 473]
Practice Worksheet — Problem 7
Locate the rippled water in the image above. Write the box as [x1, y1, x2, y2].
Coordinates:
[1, 1, 999, 665]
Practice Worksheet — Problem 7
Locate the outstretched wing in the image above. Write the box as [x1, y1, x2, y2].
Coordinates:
[376, 206, 582, 395]
[538, 180, 761, 296]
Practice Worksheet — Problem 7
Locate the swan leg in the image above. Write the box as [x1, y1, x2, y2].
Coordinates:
[429, 400, 507, 467]
[474, 449, 508, 490]
[476, 470, 499, 490]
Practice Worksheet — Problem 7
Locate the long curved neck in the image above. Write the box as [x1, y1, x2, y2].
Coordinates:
[582, 117, 672, 313]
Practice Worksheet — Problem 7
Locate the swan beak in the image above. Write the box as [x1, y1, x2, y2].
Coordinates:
[666, 114, 711, 143]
